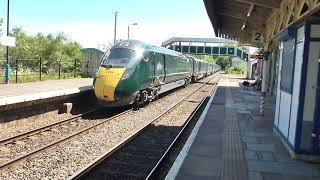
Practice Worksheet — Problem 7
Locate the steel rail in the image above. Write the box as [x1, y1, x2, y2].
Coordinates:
[0, 108, 101, 146]
[68, 72, 220, 180]
[145, 74, 220, 179]
[0, 109, 132, 170]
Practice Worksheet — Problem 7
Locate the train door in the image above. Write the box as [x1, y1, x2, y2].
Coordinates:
[154, 53, 165, 85]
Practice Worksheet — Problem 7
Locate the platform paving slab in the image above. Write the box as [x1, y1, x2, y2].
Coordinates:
[166, 75, 320, 180]
[0, 78, 92, 106]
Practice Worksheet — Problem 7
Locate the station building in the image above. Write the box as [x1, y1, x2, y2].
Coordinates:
[204, 0, 320, 159]
[81, 48, 104, 77]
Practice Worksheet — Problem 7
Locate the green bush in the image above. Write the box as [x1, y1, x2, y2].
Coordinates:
[193, 55, 216, 64]
[226, 66, 246, 75]
[215, 56, 230, 70]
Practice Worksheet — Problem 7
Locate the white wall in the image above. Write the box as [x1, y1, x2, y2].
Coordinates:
[248, 58, 257, 80]
[278, 92, 292, 136]
[288, 26, 304, 144]
[303, 42, 320, 122]
[274, 23, 320, 153]
[274, 35, 300, 146]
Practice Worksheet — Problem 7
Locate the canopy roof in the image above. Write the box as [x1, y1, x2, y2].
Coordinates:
[203, 0, 281, 45]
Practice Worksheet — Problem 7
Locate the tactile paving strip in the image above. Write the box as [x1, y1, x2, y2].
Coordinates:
[221, 107, 248, 180]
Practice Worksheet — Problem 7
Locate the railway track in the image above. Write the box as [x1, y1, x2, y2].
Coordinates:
[68, 73, 220, 179]
[0, 73, 220, 179]
[0, 107, 129, 169]
[0, 108, 99, 146]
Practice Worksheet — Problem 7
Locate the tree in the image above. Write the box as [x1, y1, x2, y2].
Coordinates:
[237, 43, 249, 52]
[0, 19, 5, 59]
[192, 54, 216, 64]
[223, 42, 235, 48]
[215, 56, 230, 70]
[7, 26, 82, 74]
[0, 18, 3, 35]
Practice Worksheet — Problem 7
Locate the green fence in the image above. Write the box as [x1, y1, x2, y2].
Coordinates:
[0, 57, 92, 84]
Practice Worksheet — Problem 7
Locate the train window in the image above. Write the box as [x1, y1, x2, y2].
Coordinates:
[102, 48, 135, 68]
[142, 51, 150, 62]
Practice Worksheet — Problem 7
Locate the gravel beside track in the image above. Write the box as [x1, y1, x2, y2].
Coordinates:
[80, 75, 220, 179]
[0, 119, 99, 165]
[0, 74, 219, 179]
[0, 103, 98, 141]
[0, 111, 76, 140]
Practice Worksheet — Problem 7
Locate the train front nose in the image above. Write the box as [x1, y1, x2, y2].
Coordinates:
[94, 68, 126, 102]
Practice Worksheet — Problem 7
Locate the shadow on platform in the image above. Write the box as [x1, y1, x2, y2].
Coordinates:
[170, 76, 320, 180]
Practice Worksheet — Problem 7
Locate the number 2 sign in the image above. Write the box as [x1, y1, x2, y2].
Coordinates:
[251, 31, 264, 43]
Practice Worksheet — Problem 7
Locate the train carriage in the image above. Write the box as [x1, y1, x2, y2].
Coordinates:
[94, 40, 220, 107]
[94, 40, 192, 107]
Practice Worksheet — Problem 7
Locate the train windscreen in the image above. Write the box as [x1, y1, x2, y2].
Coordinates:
[102, 48, 135, 68]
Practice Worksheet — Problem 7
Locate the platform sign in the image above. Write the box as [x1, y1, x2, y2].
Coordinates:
[251, 31, 264, 44]
[0, 36, 16, 47]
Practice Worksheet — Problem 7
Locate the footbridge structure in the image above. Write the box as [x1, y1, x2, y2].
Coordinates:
[162, 37, 249, 61]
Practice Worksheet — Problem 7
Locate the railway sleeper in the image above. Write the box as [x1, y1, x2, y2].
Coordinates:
[95, 161, 152, 175]
[87, 168, 146, 180]
[107, 154, 159, 165]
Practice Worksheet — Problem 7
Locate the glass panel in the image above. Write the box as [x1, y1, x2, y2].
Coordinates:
[243, 53, 249, 61]
[182, 46, 189, 53]
[205, 47, 211, 54]
[220, 47, 227, 55]
[197, 47, 204, 54]
[280, 38, 295, 94]
[175, 46, 182, 52]
[190, 46, 196, 53]
[228, 48, 235, 55]
[237, 48, 242, 58]
[212, 47, 219, 54]
[102, 48, 135, 68]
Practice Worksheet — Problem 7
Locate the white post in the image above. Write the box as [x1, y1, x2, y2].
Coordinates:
[260, 51, 270, 115]
[247, 60, 251, 80]
[113, 11, 119, 44]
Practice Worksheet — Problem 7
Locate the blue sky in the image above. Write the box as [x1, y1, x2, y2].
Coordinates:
[0, 0, 215, 47]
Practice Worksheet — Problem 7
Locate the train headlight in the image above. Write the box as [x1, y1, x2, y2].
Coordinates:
[121, 68, 135, 80]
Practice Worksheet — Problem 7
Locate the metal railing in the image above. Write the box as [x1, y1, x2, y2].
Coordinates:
[0, 58, 97, 84]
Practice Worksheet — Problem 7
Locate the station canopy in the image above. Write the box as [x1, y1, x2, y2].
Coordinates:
[203, 0, 280, 46]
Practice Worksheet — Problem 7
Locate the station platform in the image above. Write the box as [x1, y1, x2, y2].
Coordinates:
[166, 75, 320, 180]
[0, 78, 92, 106]
[0, 78, 93, 122]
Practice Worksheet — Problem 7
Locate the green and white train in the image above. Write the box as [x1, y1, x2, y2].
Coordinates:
[93, 40, 220, 107]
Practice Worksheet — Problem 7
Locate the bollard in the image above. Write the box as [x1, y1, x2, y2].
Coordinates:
[58, 59, 61, 79]
[74, 59, 77, 78]
[5, 63, 10, 84]
[86, 61, 89, 77]
[60, 103, 73, 114]
[39, 57, 42, 81]
[15, 57, 18, 83]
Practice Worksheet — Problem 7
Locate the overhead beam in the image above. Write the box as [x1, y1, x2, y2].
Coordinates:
[247, 3, 254, 16]
[266, 0, 320, 42]
[216, 11, 266, 23]
[234, 0, 280, 9]
[216, 0, 249, 8]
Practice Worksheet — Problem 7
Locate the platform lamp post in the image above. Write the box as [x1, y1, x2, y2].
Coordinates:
[127, 23, 138, 40]
[113, 11, 119, 44]
[5, 0, 10, 84]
